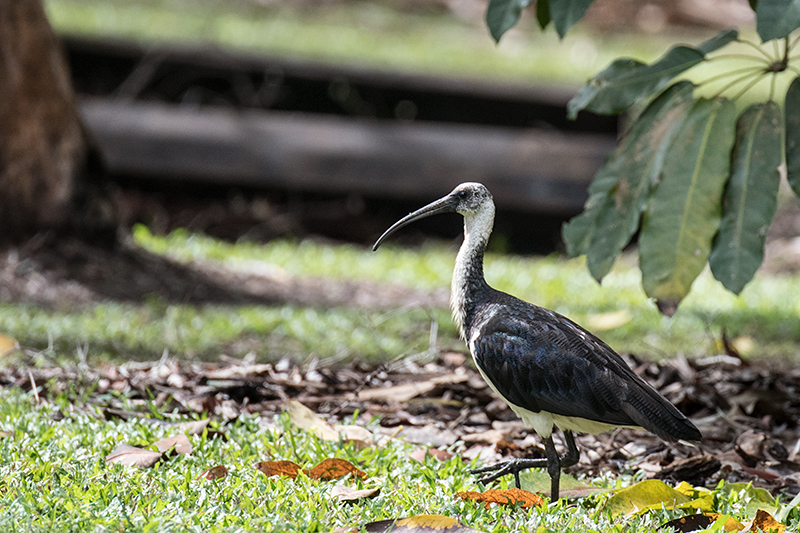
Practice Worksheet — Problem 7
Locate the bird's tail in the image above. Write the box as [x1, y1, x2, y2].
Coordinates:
[622, 380, 701, 442]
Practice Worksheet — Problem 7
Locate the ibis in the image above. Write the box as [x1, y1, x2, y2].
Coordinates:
[372, 182, 701, 500]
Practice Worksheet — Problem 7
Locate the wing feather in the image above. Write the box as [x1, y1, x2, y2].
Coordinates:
[469, 295, 700, 442]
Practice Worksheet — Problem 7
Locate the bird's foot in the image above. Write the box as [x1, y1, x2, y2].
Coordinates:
[470, 457, 547, 489]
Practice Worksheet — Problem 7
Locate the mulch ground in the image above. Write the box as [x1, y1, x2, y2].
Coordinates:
[3, 347, 800, 496]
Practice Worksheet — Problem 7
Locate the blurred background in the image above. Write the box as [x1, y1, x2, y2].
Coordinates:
[44, 0, 756, 253]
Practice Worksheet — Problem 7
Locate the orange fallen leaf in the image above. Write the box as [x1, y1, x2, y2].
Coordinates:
[410, 448, 453, 462]
[752, 509, 785, 533]
[106, 444, 162, 468]
[196, 465, 228, 481]
[457, 488, 544, 509]
[330, 484, 380, 503]
[306, 458, 366, 480]
[153, 433, 192, 455]
[0, 333, 16, 356]
[361, 514, 481, 532]
[255, 460, 302, 479]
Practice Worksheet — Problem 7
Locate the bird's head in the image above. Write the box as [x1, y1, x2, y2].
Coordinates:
[372, 182, 494, 251]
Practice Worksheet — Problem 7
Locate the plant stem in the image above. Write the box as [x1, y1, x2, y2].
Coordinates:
[738, 38, 776, 61]
[732, 72, 766, 100]
[704, 53, 770, 65]
[790, 34, 800, 53]
[696, 65, 767, 89]
[712, 70, 765, 99]
[769, 72, 778, 102]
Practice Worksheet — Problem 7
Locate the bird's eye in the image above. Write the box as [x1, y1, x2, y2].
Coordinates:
[457, 190, 469, 200]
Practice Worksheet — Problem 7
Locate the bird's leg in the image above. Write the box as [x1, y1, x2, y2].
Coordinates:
[470, 457, 547, 488]
[544, 435, 560, 501]
[470, 430, 580, 501]
[561, 430, 579, 468]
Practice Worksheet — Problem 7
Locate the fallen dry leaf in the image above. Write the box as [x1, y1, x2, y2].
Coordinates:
[196, 465, 228, 481]
[0, 333, 16, 356]
[357, 373, 468, 403]
[286, 400, 342, 440]
[360, 514, 481, 533]
[661, 513, 743, 532]
[105, 444, 162, 468]
[174, 419, 211, 436]
[255, 460, 302, 479]
[603, 479, 691, 517]
[409, 448, 453, 462]
[255, 458, 366, 481]
[751, 509, 785, 533]
[520, 470, 611, 499]
[286, 400, 373, 446]
[306, 458, 366, 480]
[456, 488, 544, 509]
[333, 424, 374, 447]
[330, 484, 380, 503]
[153, 433, 193, 455]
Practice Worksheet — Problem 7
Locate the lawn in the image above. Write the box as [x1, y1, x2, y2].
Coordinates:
[1, 227, 799, 530]
[1, 384, 798, 532]
[2, 225, 799, 365]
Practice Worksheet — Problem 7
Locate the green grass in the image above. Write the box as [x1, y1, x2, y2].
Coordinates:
[135, 225, 800, 362]
[44, 0, 678, 85]
[1, 387, 797, 532]
[1, 226, 798, 365]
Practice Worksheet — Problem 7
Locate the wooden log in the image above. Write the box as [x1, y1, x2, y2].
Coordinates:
[80, 98, 616, 215]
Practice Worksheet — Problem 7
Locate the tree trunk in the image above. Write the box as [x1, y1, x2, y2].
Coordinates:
[0, 0, 90, 243]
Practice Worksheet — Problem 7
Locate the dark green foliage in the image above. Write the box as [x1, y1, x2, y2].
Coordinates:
[785, 77, 800, 198]
[756, 0, 800, 41]
[566, 29, 737, 120]
[485, 0, 532, 43]
[549, 0, 594, 37]
[482, 0, 800, 312]
[562, 81, 695, 280]
[638, 98, 738, 312]
[710, 102, 782, 294]
[535, 0, 551, 30]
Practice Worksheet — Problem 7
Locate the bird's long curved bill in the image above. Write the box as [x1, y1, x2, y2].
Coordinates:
[372, 195, 457, 251]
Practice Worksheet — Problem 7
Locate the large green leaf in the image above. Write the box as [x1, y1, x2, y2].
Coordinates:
[584, 83, 696, 280]
[709, 103, 782, 294]
[536, 0, 552, 30]
[550, 0, 594, 37]
[567, 29, 738, 119]
[638, 97, 738, 315]
[756, 0, 800, 41]
[785, 76, 800, 198]
[485, 0, 533, 43]
[562, 82, 695, 275]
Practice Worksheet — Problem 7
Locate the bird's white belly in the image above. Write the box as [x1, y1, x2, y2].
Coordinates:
[470, 349, 632, 438]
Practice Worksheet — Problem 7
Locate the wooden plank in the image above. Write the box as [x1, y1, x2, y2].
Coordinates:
[80, 98, 616, 214]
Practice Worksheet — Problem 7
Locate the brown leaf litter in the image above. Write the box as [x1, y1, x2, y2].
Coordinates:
[5, 348, 800, 495]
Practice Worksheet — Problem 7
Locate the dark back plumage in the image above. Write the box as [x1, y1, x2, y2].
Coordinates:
[468, 288, 701, 442]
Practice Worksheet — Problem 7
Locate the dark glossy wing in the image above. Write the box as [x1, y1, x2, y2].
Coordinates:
[470, 295, 700, 442]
